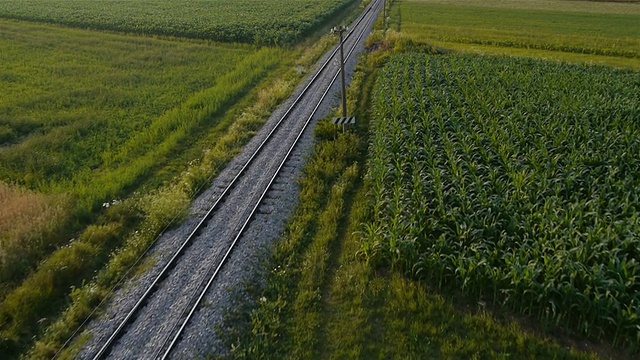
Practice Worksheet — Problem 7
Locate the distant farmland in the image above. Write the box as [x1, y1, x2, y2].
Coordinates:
[0, 0, 357, 45]
[391, 0, 640, 68]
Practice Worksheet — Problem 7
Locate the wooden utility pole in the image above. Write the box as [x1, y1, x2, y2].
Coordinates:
[332, 25, 348, 118]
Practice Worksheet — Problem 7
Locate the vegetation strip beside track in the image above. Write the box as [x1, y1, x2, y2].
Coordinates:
[221, 33, 616, 358]
[85, 2, 381, 356]
[0, 23, 342, 360]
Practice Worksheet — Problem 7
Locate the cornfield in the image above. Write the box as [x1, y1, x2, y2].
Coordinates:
[363, 53, 640, 348]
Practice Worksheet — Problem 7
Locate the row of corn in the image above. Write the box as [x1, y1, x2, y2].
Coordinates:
[362, 53, 640, 348]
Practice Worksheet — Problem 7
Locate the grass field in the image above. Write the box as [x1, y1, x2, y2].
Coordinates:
[0, 0, 356, 45]
[390, 0, 640, 68]
[0, 15, 299, 357]
[0, 18, 286, 293]
[0, 19, 261, 192]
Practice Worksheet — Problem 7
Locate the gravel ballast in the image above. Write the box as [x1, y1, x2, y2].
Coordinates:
[77, 2, 382, 358]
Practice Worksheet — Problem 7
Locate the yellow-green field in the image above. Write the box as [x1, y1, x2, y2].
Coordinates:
[0, 17, 295, 358]
[0, 18, 286, 295]
[0, 20, 281, 197]
[390, 0, 640, 68]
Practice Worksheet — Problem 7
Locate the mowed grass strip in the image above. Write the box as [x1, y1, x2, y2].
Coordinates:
[426, 42, 640, 71]
[392, 0, 640, 62]
[403, 0, 640, 14]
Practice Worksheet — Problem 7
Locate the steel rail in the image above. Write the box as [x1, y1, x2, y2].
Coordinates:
[92, 0, 381, 358]
[157, 1, 382, 358]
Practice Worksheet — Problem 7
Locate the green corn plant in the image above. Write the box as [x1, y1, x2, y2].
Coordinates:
[363, 53, 640, 349]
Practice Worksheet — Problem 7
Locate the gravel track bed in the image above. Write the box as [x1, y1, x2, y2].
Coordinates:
[77, 2, 381, 358]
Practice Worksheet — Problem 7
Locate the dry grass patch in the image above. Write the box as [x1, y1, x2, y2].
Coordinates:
[0, 182, 71, 292]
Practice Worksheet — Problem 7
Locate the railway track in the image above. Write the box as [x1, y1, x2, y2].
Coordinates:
[77, 1, 384, 358]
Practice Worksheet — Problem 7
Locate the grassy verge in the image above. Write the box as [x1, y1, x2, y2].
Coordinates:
[0, 19, 265, 298]
[423, 42, 640, 71]
[221, 47, 373, 360]
[221, 34, 612, 358]
[13, 34, 338, 360]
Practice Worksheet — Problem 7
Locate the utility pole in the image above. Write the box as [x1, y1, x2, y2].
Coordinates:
[331, 25, 356, 132]
[332, 25, 348, 118]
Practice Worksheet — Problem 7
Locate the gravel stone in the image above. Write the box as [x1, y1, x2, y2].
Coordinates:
[76, 2, 382, 359]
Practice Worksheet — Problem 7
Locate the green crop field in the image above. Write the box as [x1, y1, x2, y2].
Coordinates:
[389, 0, 640, 68]
[224, 40, 607, 359]
[0, 0, 356, 45]
[0, 0, 360, 355]
[0, 19, 285, 210]
[216, 2, 640, 358]
[364, 52, 640, 348]
[0, 17, 296, 357]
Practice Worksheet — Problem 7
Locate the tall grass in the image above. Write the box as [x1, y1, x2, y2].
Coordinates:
[0, 19, 254, 192]
[68, 47, 286, 213]
[21, 36, 335, 360]
[0, 183, 71, 298]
